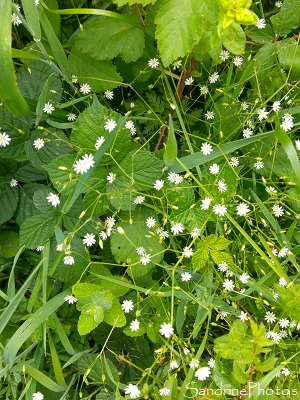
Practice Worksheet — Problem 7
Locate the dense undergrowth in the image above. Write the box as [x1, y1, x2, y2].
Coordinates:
[0, 0, 300, 399]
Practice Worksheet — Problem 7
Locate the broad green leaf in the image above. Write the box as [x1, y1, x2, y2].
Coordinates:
[223, 23, 246, 54]
[170, 205, 209, 232]
[70, 98, 131, 164]
[78, 312, 103, 335]
[113, 0, 156, 5]
[270, 0, 300, 36]
[19, 214, 57, 249]
[0, 179, 19, 224]
[155, 0, 207, 66]
[192, 242, 209, 271]
[25, 129, 72, 169]
[247, 24, 276, 44]
[165, 180, 195, 208]
[69, 48, 123, 92]
[25, 365, 66, 392]
[210, 250, 235, 269]
[104, 297, 126, 328]
[15, 182, 47, 226]
[277, 38, 300, 77]
[163, 115, 177, 167]
[33, 189, 58, 214]
[255, 356, 278, 372]
[73, 16, 145, 63]
[75, 283, 114, 310]
[15, 163, 47, 182]
[0, 231, 20, 258]
[77, 354, 120, 385]
[206, 234, 231, 250]
[21, 0, 41, 40]
[43, 154, 77, 195]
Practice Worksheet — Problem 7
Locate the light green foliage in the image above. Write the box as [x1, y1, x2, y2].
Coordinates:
[155, 0, 217, 66]
[270, 0, 300, 36]
[223, 23, 246, 54]
[73, 17, 145, 63]
[163, 115, 177, 167]
[113, 0, 157, 5]
[277, 38, 300, 76]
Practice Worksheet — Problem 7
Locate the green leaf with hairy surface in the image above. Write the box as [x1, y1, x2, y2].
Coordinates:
[83, 177, 110, 217]
[15, 182, 48, 226]
[277, 38, 300, 77]
[69, 48, 123, 92]
[43, 154, 77, 195]
[104, 297, 126, 328]
[270, 0, 300, 36]
[70, 98, 131, 164]
[33, 189, 58, 215]
[107, 176, 134, 211]
[25, 129, 72, 169]
[77, 312, 103, 335]
[155, 0, 211, 66]
[0, 231, 20, 258]
[206, 234, 231, 250]
[89, 264, 131, 297]
[170, 205, 209, 232]
[0, 179, 19, 224]
[15, 163, 47, 182]
[17, 60, 62, 103]
[210, 250, 235, 269]
[165, 180, 195, 208]
[223, 23, 246, 54]
[247, 24, 276, 44]
[19, 215, 57, 249]
[74, 17, 144, 63]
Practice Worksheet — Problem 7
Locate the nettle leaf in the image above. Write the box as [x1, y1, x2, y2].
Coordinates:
[15, 182, 48, 226]
[19, 215, 58, 249]
[17, 60, 62, 103]
[33, 189, 58, 215]
[108, 150, 164, 210]
[170, 206, 210, 232]
[0, 179, 19, 224]
[44, 154, 77, 195]
[103, 297, 126, 328]
[111, 207, 164, 279]
[74, 17, 145, 63]
[0, 106, 28, 160]
[0, 231, 19, 258]
[270, 0, 300, 36]
[25, 129, 72, 169]
[247, 24, 276, 45]
[70, 98, 131, 164]
[69, 48, 123, 92]
[15, 163, 47, 182]
[192, 242, 209, 272]
[206, 234, 231, 250]
[155, 0, 207, 66]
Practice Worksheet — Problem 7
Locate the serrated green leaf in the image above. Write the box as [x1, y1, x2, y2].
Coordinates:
[15, 182, 47, 226]
[155, 0, 206, 66]
[43, 154, 77, 195]
[277, 38, 300, 77]
[15, 163, 47, 182]
[78, 354, 119, 385]
[70, 99, 131, 164]
[75, 283, 114, 309]
[104, 297, 126, 328]
[255, 356, 278, 372]
[78, 313, 100, 335]
[192, 242, 209, 271]
[19, 214, 57, 249]
[0, 180, 19, 224]
[210, 250, 235, 268]
[270, 0, 300, 36]
[33, 189, 58, 214]
[69, 48, 123, 92]
[74, 17, 144, 63]
[206, 234, 231, 250]
[247, 24, 276, 44]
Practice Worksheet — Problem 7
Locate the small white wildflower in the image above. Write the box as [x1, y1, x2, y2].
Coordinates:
[140, 254, 151, 265]
[279, 277, 287, 287]
[182, 247, 194, 258]
[200, 85, 209, 95]
[36, 246, 44, 251]
[217, 179, 227, 193]
[154, 179, 164, 190]
[159, 388, 171, 397]
[80, 83, 91, 94]
[104, 90, 114, 100]
[200, 142, 213, 155]
[205, 111, 214, 120]
[185, 76, 194, 85]
[266, 186, 277, 195]
[105, 216, 116, 228]
[236, 202, 250, 216]
[243, 128, 253, 138]
[209, 72, 219, 83]
[33, 138, 44, 150]
[272, 101, 281, 112]
[239, 311, 248, 322]
[282, 367, 290, 376]
[10, 179, 18, 187]
[200, 197, 211, 210]
[172, 60, 182, 69]
[254, 160, 264, 170]
[255, 19, 266, 29]
[146, 217, 156, 228]
[272, 204, 284, 218]
[280, 115, 294, 132]
[278, 247, 289, 258]
[104, 118, 117, 132]
[278, 318, 289, 328]
[213, 204, 227, 217]
[265, 311, 276, 323]
[159, 322, 174, 338]
[208, 358, 215, 368]
[189, 359, 200, 369]
[0, 132, 11, 147]
[191, 227, 200, 238]
[218, 262, 228, 272]
[170, 360, 179, 369]
[195, 367, 211, 381]
[64, 295, 78, 304]
[209, 164, 219, 175]
[107, 172, 116, 184]
[43, 102, 54, 114]
[35, 0, 40, 5]
[82, 233, 96, 247]
[11, 13, 22, 26]
[63, 255, 75, 265]
[220, 311, 229, 319]
[222, 278, 235, 291]
[136, 247, 146, 256]
[67, 113, 77, 121]
[73, 159, 88, 174]
[46, 192, 60, 207]
[241, 102, 249, 111]
[239, 273, 250, 284]
[233, 56, 243, 67]
[181, 272, 192, 282]
[275, 1, 282, 6]
[95, 136, 105, 149]
[124, 383, 140, 399]
[167, 172, 183, 184]
[32, 392, 44, 400]
[295, 139, 300, 151]
[121, 300, 134, 313]
[134, 195, 145, 205]
[171, 222, 184, 235]
[257, 108, 268, 121]
[71, 75, 78, 83]
[219, 50, 230, 61]
[229, 157, 239, 167]
[148, 58, 159, 68]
